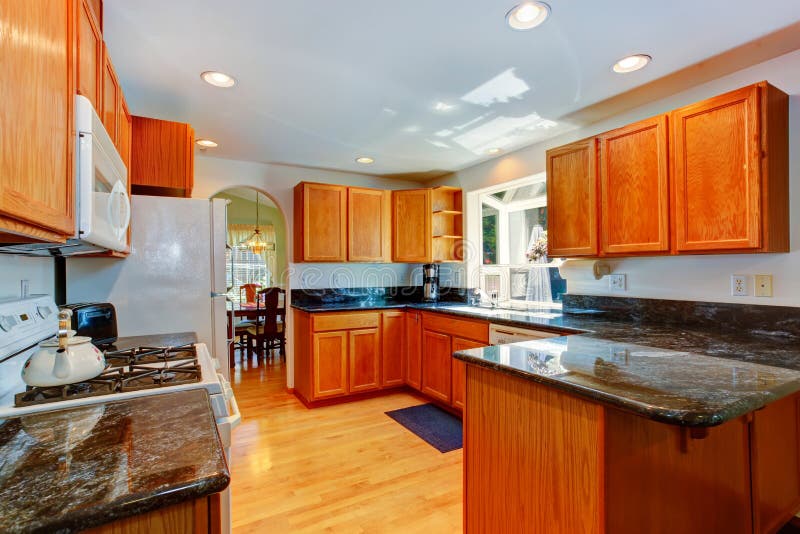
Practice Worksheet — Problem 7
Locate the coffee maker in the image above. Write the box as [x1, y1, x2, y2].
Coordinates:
[423, 264, 440, 302]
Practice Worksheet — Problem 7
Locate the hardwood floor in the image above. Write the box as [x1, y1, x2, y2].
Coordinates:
[229, 354, 463, 533]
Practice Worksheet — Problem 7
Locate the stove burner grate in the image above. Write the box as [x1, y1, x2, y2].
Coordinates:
[13, 343, 202, 408]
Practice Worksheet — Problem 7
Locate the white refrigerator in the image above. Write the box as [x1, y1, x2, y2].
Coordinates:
[67, 195, 231, 380]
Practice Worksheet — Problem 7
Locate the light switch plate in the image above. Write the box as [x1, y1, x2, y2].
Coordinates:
[731, 275, 748, 296]
[754, 274, 773, 297]
[608, 274, 626, 291]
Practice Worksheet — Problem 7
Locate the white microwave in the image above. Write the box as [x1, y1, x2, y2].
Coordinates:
[74, 94, 130, 253]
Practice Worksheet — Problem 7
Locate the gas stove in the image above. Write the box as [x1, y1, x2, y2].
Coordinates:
[0, 296, 228, 419]
[14, 344, 202, 408]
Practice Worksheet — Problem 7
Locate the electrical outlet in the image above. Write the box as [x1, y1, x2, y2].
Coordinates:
[608, 274, 626, 291]
[754, 274, 773, 297]
[731, 275, 748, 296]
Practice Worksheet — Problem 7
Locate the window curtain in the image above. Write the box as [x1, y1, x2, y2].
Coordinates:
[227, 223, 277, 286]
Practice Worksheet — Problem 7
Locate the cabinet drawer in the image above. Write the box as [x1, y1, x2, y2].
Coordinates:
[312, 312, 380, 332]
[422, 312, 489, 343]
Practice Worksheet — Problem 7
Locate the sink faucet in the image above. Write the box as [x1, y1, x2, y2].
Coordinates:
[490, 290, 499, 308]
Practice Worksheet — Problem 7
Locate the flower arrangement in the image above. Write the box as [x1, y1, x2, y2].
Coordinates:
[526, 231, 548, 263]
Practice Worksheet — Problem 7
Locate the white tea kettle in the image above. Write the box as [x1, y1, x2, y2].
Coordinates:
[21, 309, 106, 387]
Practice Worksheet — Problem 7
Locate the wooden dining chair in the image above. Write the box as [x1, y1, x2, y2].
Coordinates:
[239, 283, 262, 306]
[246, 287, 286, 362]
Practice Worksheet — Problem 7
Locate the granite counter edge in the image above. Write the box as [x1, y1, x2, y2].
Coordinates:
[454, 351, 800, 428]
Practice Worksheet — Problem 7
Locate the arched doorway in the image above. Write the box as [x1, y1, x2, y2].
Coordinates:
[211, 186, 289, 382]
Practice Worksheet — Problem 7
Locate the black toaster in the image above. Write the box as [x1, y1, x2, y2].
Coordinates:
[59, 303, 118, 347]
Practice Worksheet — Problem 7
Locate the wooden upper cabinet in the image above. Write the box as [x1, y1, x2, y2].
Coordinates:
[0, 0, 75, 240]
[381, 311, 405, 388]
[101, 44, 119, 144]
[130, 116, 195, 197]
[348, 328, 380, 393]
[392, 189, 432, 263]
[421, 330, 452, 404]
[77, 0, 102, 112]
[672, 82, 788, 253]
[348, 187, 390, 262]
[546, 139, 598, 257]
[599, 115, 670, 254]
[405, 310, 423, 391]
[294, 182, 347, 262]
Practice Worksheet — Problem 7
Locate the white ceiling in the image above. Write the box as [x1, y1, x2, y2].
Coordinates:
[105, 0, 800, 179]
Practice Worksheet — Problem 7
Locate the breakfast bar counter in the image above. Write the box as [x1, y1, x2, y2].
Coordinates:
[0, 389, 229, 534]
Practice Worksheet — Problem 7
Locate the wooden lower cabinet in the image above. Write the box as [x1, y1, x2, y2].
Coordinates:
[82, 494, 221, 534]
[451, 337, 484, 411]
[421, 330, 453, 404]
[348, 328, 380, 393]
[405, 310, 423, 390]
[381, 311, 405, 387]
[312, 331, 348, 398]
[295, 310, 405, 404]
[464, 364, 800, 534]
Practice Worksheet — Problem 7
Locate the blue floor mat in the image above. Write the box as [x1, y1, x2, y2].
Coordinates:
[385, 403, 463, 453]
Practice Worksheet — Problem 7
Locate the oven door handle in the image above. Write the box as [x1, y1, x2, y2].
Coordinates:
[217, 394, 241, 430]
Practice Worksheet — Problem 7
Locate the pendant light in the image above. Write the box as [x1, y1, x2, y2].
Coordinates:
[243, 192, 269, 255]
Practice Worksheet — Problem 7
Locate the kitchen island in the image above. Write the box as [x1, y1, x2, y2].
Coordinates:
[455, 337, 800, 534]
[0, 389, 229, 534]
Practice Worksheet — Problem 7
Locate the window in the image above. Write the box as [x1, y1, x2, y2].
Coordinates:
[226, 245, 271, 306]
[476, 174, 565, 306]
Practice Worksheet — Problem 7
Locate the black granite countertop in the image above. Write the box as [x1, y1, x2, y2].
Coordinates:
[0, 389, 230, 534]
[455, 336, 800, 427]
[293, 299, 800, 426]
[106, 331, 198, 351]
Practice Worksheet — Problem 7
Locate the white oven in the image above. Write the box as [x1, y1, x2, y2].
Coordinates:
[75, 94, 130, 252]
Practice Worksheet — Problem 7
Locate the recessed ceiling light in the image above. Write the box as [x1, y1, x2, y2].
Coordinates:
[200, 71, 236, 88]
[487, 147, 503, 155]
[196, 138, 218, 148]
[506, 2, 550, 30]
[355, 156, 374, 164]
[434, 102, 455, 112]
[612, 54, 652, 73]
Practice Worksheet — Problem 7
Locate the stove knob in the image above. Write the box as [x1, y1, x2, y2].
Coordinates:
[0, 315, 17, 332]
[37, 306, 53, 320]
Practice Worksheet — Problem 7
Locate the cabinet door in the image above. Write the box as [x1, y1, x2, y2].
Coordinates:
[599, 116, 670, 254]
[392, 189, 431, 263]
[672, 85, 761, 252]
[102, 44, 119, 144]
[130, 116, 194, 194]
[348, 187, 390, 262]
[451, 337, 485, 411]
[117, 97, 132, 172]
[295, 183, 347, 262]
[77, 0, 102, 112]
[348, 328, 380, 393]
[381, 312, 405, 387]
[546, 139, 598, 257]
[0, 0, 75, 237]
[421, 330, 452, 404]
[405, 311, 422, 390]
[312, 331, 348, 399]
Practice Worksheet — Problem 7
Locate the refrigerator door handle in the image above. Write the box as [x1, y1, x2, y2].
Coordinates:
[211, 292, 228, 298]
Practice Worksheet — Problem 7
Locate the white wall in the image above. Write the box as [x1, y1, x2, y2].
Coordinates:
[0, 256, 54, 299]
[443, 49, 800, 306]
